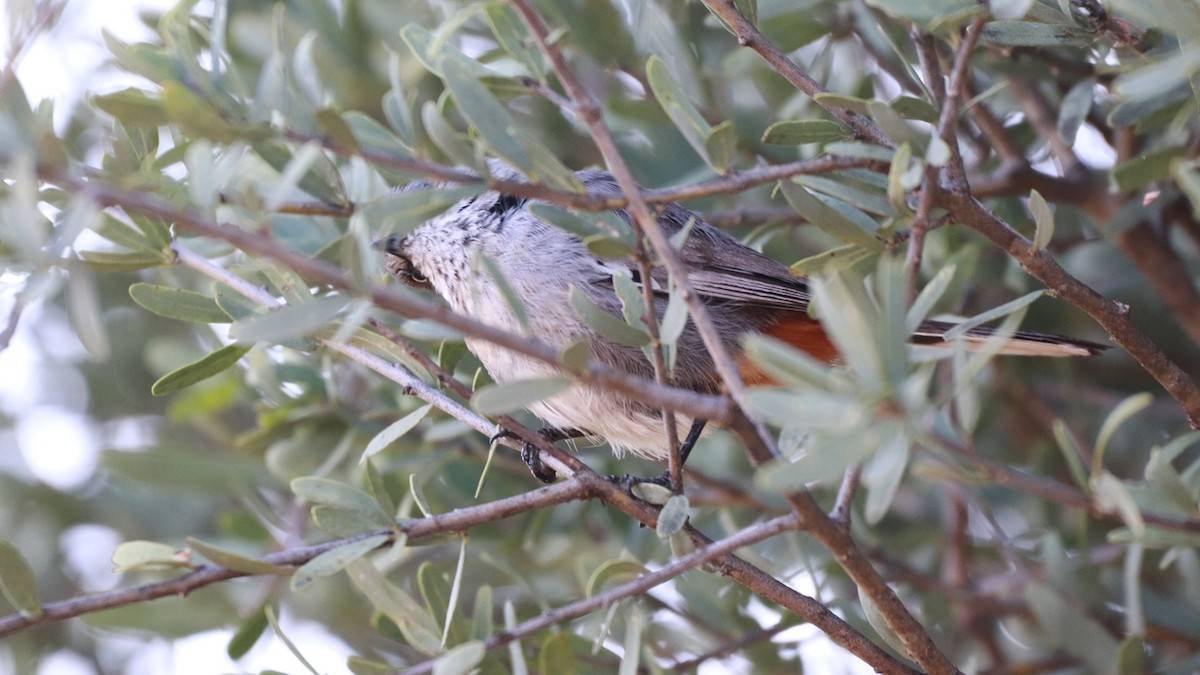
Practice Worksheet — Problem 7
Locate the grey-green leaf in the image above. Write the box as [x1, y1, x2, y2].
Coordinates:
[291, 534, 390, 592]
[0, 539, 42, 619]
[151, 344, 251, 396]
[472, 376, 572, 416]
[129, 283, 231, 324]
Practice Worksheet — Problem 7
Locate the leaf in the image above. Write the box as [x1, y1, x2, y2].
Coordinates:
[0, 539, 41, 618]
[812, 93, 871, 114]
[990, 0, 1035, 20]
[315, 107, 359, 154]
[1057, 79, 1094, 142]
[741, 334, 831, 389]
[360, 186, 482, 237]
[151, 344, 251, 396]
[1093, 472, 1145, 538]
[905, 264, 956, 332]
[568, 286, 651, 347]
[77, 250, 171, 271]
[886, 142, 917, 216]
[1024, 581, 1120, 672]
[362, 404, 433, 462]
[187, 538, 293, 576]
[646, 55, 730, 173]
[862, 435, 910, 524]
[472, 377, 571, 416]
[942, 291, 1044, 340]
[111, 540, 192, 574]
[227, 606, 269, 659]
[1052, 420, 1090, 491]
[656, 495, 690, 539]
[129, 283, 231, 324]
[1029, 189, 1055, 250]
[630, 482, 674, 505]
[230, 295, 350, 344]
[586, 559, 648, 597]
[439, 56, 531, 172]
[778, 181, 881, 248]
[292, 477, 389, 522]
[1111, 147, 1187, 192]
[291, 534, 390, 592]
[1093, 392, 1152, 476]
[761, 119, 845, 145]
[704, 121, 738, 173]
[434, 641, 486, 675]
[67, 268, 110, 360]
[858, 586, 910, 657]
[980, 21, 1091, 47]
[485, 3, 545, 76]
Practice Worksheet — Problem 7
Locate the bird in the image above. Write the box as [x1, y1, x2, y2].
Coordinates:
[379, 161, 1105, 481]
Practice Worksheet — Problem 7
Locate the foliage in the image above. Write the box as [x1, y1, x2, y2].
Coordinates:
[2, 0, 1200, 672]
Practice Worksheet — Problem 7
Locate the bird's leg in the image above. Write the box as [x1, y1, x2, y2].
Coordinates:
[490, 426, 589, 483]
[613, 419, 708, 492]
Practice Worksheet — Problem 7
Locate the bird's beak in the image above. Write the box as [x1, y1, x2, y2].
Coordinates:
[374, 236, 404, 254]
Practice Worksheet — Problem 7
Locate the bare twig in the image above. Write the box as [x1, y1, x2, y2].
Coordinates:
[0, 480, 589, 638]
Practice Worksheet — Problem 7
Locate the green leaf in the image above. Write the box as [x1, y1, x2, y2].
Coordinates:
[868, 100, 916, 146]
[471, 584, 494, 640]
[1093, 392, 1153, 476]
[291, 534, 390, 592]
[586, 559, 648, 597]
[862, 436, 910, 524]
[647, 55, 730, 173]
[630, 482, 674, 505]
[1029, 189, 1055, 250]
[1093, 472, 1145, 538]
[472, 377, 572, 416]
[906, 264, 956, 332]
[1024, 581, 1120, 672]
[77, 250, 170, 272]
[485, 3, 545, 76]
[439, 56, 531, 172]
[362, 404, 433, 462]
[315, 108, 359, 154]
[151, 344, 251, 396]
[129, 283, 230, 324]
[568, 286, 651, 347]
[980, 21, 1091, 47]
[704, 121, 738, 173]
[231, 295, 350, 344]
[1116, 635, 1147, 675]
[0, 539, 41, 619]
[741, 334, 831, 389]
[891, 96, 939, 123]
[187, 538, 293, 576]
[348, 557, 446, 653]
[942, 291, 1044, 340]
[858, 585, 910, 657]
[778, 181, 881, 249]
[111, 540, 192, 574]
[227, 606, 269, 660]
[812, 92, 871, 114]
[292, 477, 388, 522]
[656, 495, 690, 539]
[1052, 419, 1090, 491]
[1111, 147, 1187, 192]
[312, 506, 391, 538]
[91, 87, 169, 126]
[400, 24, 494, 79]
[1057, 79, 1094, 142]
[886, 142, 917, 216]
[434, 641, 486, 675]
[761, 119, 845, 145]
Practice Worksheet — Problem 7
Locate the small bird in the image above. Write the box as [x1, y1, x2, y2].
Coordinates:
[380, 161, 1104, 480]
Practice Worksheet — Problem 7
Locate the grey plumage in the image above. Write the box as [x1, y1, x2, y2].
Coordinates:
[380, 161, 1105, 458]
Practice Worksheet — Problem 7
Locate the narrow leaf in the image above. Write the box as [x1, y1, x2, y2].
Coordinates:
[291, 534, 390, 592]
[129, 283, 231, 324]
[187, 538, 293, 576]
[472, 377, 571, 416]
[0, 539, 41, 618]
[362, 404, 433, 462]
[151, 344, 251, 396]
[1029, 189, 1055, 250]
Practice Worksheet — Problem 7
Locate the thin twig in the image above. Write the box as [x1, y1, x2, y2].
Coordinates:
[0, 480, 589, 638]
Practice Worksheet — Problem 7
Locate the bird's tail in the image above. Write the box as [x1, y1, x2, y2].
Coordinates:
[911, 320, 1107, 357]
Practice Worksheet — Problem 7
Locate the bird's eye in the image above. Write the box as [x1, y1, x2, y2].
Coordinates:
[409, 268, 428, 284]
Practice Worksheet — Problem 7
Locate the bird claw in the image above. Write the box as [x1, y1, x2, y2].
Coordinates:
[491, 429, 558, 483]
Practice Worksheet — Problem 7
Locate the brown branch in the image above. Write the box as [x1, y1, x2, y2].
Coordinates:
[44, 167, 735, 427]
[1116, 221, 1200, 347]
[940, 189, 1200, 429]
[699, 0, 892, 148]
[0, 480, 590, 638]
